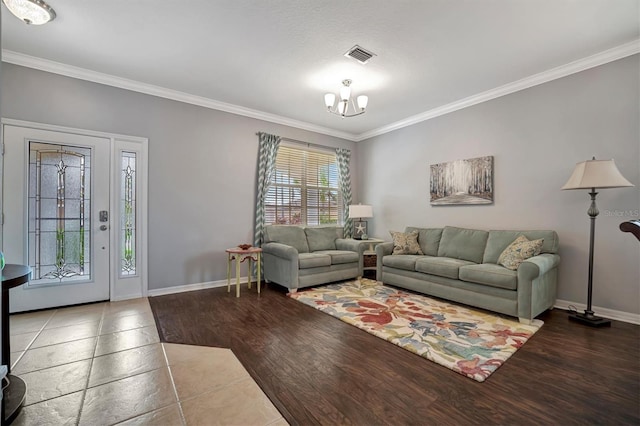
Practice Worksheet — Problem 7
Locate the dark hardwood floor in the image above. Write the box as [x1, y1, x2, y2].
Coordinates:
[149, 282, 640, 425]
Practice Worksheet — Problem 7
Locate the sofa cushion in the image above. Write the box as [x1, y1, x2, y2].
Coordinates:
[497, 235, 543, 270]
[314, 250, 359, 265]
[298, 253, 331, 269]
[415, 257, 475, 280]
[390, 231, 424, 255]
[459, 264, 518, 290]
[483, 230, 559, 264]
[265, 225, 309, 253]
[382, 254, 425, 270]
[305, 227, 340, 251]
[437, 226, 489, 264]
[405, 227, 443, 256]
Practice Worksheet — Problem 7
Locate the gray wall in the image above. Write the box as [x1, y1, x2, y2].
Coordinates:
[1, 63, 357, 290]
[357, 55, 640, 315]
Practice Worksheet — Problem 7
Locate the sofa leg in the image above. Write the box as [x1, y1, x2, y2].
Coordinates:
[518, 317, 532, 325]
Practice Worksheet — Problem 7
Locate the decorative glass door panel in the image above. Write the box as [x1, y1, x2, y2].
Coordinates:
[29, 143, 92, 285]
[120, 151, 136, 276]
[3, 125, 111, 312]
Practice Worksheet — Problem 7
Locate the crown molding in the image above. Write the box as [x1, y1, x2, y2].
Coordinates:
[3, 39, 638, 144]
[1, 50, 359, 142]
[355, 39, 640, 142]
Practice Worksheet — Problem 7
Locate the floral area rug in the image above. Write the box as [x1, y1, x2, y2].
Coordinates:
[289, 279, 543, 382]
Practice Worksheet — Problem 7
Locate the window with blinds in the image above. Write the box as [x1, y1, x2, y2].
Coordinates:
[265, 145, 343, 226]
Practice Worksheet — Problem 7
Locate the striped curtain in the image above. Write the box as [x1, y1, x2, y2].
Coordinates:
[254, 132, 281, 248]
[335, 148, 353, 238]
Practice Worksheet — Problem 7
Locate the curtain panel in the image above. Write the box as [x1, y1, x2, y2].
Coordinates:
[254, 132, 281, 247]
[335, 148, 353, 238]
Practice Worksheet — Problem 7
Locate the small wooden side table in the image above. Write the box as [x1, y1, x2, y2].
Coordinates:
[356, 238, 385, 280]
[225, 247, 262, 297]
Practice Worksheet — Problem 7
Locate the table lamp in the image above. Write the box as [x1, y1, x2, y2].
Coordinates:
[349, 204, 373, 240]
[561, 157, 634, 327]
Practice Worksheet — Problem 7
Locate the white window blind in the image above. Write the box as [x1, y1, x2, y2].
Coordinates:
[266, 145, 343, 226]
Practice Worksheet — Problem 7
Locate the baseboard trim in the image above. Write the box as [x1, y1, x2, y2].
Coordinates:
[147, 279, 228, 297]
[554, 299, 640, 325]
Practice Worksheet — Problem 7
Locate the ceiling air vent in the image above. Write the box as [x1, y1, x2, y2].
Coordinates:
[344, 45, 376, 64]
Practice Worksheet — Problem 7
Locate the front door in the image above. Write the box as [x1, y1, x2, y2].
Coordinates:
[3, 125, 111, 312]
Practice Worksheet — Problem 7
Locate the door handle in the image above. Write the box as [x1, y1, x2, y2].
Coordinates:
[100, 225, 108, 231]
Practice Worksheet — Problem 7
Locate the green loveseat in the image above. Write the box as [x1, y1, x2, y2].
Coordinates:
[376, 226, 560, 323]
[262, 225, 365, 293]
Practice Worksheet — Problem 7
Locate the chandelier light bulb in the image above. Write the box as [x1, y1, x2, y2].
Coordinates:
[324, 93, 336, 109]
[357, 95, 369, 111]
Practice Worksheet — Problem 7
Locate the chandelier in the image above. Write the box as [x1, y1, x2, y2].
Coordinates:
[324, 79, 368, 118]
[2, 0, 56, 25]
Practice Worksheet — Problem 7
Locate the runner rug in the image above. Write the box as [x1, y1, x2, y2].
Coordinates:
[289, 279, 543, 382]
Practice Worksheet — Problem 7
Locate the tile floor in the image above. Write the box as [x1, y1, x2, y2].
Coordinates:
[8, 297, 287, 426]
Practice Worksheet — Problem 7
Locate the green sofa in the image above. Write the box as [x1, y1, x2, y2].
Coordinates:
[376, 226, 560, 323]
[262, 225, 365, 293]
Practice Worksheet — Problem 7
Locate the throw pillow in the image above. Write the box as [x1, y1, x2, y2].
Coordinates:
[498, 235, 544, 270]
[390, 231, 424, 255]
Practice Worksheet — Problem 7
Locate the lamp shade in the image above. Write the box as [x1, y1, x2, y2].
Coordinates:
[562, 159, 634, 190]
[348, 204, 373, 219]
[324, 93, 335, 108]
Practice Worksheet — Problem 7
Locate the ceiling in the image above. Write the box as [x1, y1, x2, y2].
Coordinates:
[2, 0, 639, 141]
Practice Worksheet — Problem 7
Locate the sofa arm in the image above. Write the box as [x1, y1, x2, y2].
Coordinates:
[262, 242, 299, 291]
[336, 238, 365, 254]
[517, 253, 560, 322]
[261, 242, 298, 261]
[518, 254, 560, 281]
[336, 239, 366, 276]
[376, 242, 394, 279]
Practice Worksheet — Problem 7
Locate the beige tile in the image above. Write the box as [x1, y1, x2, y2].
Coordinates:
[10, 311, 54, 335]
[53, 302, 106, 316]
[12, 391, 83, 426]
[12, 337, 96, 375]
[170, 347, 250, 401]
[95, 325, 160, 356]
[181, 378, 281, 426]
[100, 312, 156, 335]
[104, 298, 152, 318]
[267, 417, 290, 426]
[79, 367, 177, 426]
[116, 403, 184, 426]
[46, 310, 104, 329]
[163, 343, 230, 366]
[89, 343, 166, 388]
[21, 359, 91, 405]
[31, 321, 100, 348]
[10, 331, 38, 352]
[11, 351, 24, 370]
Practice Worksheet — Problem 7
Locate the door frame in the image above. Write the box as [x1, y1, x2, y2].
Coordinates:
[1, 118, 149, 301]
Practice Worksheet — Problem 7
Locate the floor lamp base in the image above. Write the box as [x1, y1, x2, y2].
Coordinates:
[568, 311, 611, 327]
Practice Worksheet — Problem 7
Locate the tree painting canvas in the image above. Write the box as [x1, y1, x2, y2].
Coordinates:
[430, 156, 493, 205]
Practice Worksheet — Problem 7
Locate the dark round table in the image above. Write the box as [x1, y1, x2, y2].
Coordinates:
[2, 264, 31, 425]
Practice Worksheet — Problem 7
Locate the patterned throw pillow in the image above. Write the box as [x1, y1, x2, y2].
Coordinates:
[390, 231, 424, 255]
[498, 235, 544, 270]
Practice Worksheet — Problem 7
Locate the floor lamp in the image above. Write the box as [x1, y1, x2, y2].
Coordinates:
[561, 157, 634, 327]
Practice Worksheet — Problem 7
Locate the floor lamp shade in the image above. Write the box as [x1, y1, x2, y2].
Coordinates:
[561, 159, 633, 190]
[562, 158, 634, 327]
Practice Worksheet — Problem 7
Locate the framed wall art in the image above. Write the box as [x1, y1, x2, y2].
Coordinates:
[430, 156, 494, 205]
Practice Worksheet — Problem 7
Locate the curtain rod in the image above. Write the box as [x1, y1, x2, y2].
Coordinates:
[255, 133, 335, 151]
